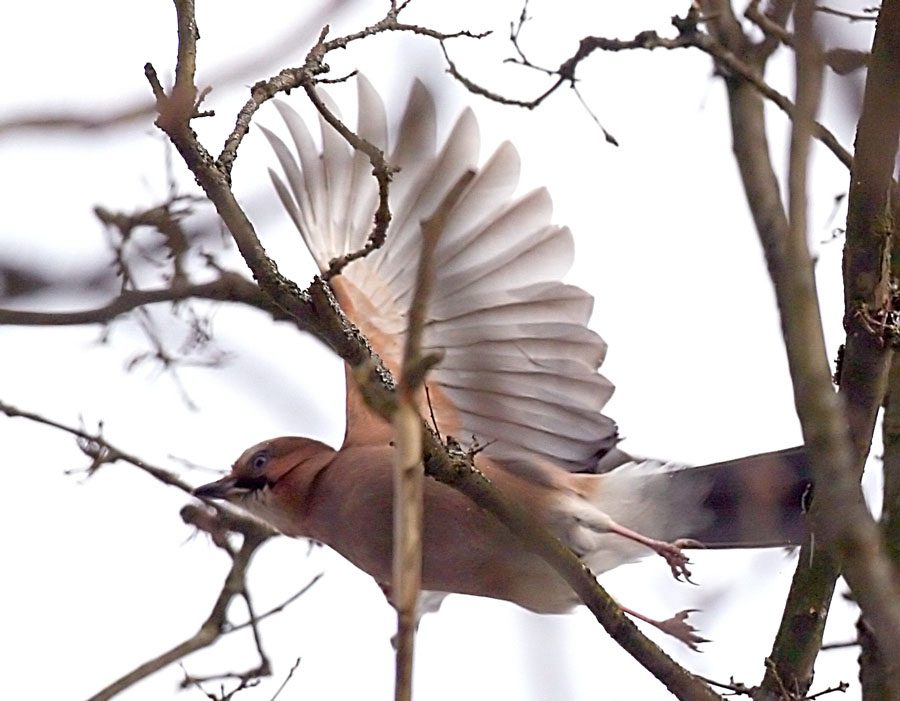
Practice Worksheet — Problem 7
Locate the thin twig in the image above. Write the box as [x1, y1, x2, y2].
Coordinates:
[0, 273, 284, 326]
[745, 0, 794, 48]
[226, 574, 324, 635]
[817, 4, 877, 22]
[0, 400, 191, 490]
[270, 657, 303, 701]
[300, 78, 396, 279]
[216, 4, 488, 178]
[694, 674, 753, 696]
[0, 399, 277, 543]
[443, 39, 565, 109]
[1, 399, 289, 700]
[821, 639, 859, 650]
[807, 681, 851, 698]
[443, 11, 853, 168]
[89, 509, 274, 701]
[571, 83, 618, 146]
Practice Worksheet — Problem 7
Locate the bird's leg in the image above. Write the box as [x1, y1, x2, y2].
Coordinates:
[619, 605, 708, 651]
[604, 520, 704, 582]
[572, 504, 705, 582]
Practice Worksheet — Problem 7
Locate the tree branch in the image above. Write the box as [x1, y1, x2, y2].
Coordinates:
[445, 9, 853, 168]
[699, 0, 839, 695]
[300, 77, 396, 279]
[704, 0, 900, 696]
[87, 505, 276, 701]
[391, 170, 475, 701]
[827, 2, 900, 690]
[865, 352, 900, 696]
[0, 273, 285, 327]
[0, 399, 314, 699]
[216, 6, 488, 179]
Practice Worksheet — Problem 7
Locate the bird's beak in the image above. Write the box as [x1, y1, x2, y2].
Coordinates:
[192, 475, 238, 500]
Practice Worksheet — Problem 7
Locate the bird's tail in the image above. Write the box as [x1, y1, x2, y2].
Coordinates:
[568, 446, 810, 577]
[680, 445, 811, 547]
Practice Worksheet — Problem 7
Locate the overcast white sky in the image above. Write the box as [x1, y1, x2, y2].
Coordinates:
[0, 1, 878, 699]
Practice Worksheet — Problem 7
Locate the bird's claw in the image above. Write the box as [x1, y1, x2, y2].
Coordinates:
[654, 540, 696, 583]
[655, 609, 709, 651]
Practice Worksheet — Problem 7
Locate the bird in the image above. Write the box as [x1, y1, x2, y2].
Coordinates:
[194, 75, 810, 646]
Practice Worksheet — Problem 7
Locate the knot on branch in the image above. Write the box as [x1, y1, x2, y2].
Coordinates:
[670, 5, 701, 37]
[851, 293, 900, 348]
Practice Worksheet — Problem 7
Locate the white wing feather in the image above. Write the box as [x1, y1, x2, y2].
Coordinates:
[265, 75, 617, 469]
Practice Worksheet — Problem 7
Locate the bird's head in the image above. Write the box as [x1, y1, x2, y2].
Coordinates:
[192, 436, 336, 535]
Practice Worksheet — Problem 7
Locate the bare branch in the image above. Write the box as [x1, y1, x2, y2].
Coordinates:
[300, 78, 396, 279]
[753, 1, 900, 695]
[745, 0, 795, 50]
[0, 399, 280, 543]
[88, 504, 275, 701]
[391, 170, 475, 701]
[0, 399, 191, 490]
[0, 398, 317, 699]
[746, 0, 794, 60]
[875, 354, 900, 691]
[0, 273, 283, 327]
[698, 0, 840, 693]
[817, 4, 878, 22]
[0, 1, 352, 137]
[444, 9, 853, 168]
[443, 39, 565, 109]
[830, 0, 900, 686]
[270, 657, 303, 701]
[746, 2, 871, 75]
[216, 4, 488, 179]
[225, 574, 324, 636]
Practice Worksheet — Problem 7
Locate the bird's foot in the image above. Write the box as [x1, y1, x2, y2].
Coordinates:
[620, 605, 709, 650]
[653, 609, 709, 651]
[650, 538, 704, 583]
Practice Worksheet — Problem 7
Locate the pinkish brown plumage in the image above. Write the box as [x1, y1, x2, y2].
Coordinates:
[194, 76, 810, 646]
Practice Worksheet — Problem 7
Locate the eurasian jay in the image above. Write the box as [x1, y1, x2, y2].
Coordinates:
[194, 75, 810, 643]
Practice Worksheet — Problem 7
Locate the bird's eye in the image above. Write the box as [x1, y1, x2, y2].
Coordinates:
[250, 450, 269, 471]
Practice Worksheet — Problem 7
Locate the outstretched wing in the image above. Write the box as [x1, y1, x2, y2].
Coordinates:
[262, 75, 617, 470]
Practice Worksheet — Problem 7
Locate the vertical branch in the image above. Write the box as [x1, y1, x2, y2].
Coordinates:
[839, 3, 900, 694]
[764, 2, 900, 696]
[391, 398, 423, 701]
[752, 4, 855, 695]
[883, 359, 900, 588]
[706, 0, 900, 694]
[829, 0, 900, 667]
[783, 0, 854, 565]
[866, 353, 900, 697]
[699, 0, 841, 686]
[787, 0, 821, 236]
[392, 170, 475, 701]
